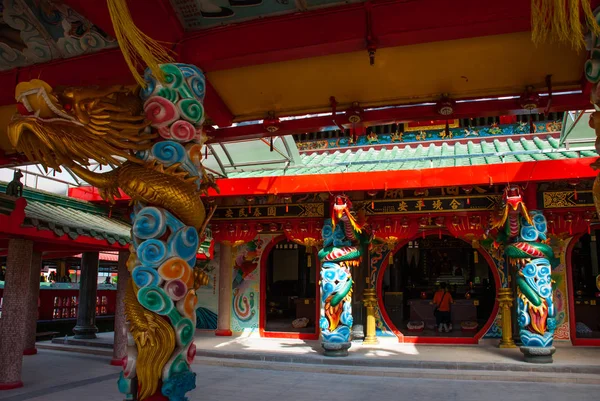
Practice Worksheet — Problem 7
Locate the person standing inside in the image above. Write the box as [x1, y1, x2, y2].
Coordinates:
[433, 282, 453, 333]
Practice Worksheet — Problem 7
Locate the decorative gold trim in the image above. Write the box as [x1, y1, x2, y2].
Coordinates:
[403, 119, 460, 132]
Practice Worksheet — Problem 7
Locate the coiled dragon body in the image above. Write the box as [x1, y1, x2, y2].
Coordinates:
[9, 64, 215, 401]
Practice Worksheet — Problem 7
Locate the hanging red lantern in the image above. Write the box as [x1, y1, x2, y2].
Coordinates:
[519, 86, 540, 111]
[346, 102, 365, 143]
[568, 179, 580, 201]
[263, 111, 280, 134]
[367, 190, 377, 209]
[462, 186, 473, 205]
[436, 94, 455, 116]
[256, 223, 264, 233]
[565, 212, 574, 235]
[584, 211, 594, 234]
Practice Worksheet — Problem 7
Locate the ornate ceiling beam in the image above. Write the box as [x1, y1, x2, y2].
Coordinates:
[208, 94, 590, 143]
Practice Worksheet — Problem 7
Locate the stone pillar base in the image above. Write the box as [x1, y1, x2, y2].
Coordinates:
[363, 336, 379, 345]
[498, 339, 516, 348]
[322, 341, 351, 357]
[351, 324, 365, 341]
[0, 381, 23, 391]
[520, 346, 556, 364]
[215, 329, 232, 336]
[23, 348, 37, 356]
[73, 325, 98, 339]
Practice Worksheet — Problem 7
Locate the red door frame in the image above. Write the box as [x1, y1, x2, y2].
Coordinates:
[259, 234, 320, 340]
[376, 230, 501, 344]
[566, 229, 600, 346]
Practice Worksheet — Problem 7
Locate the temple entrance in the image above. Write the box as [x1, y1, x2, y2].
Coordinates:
[382, 235, 497, 339]
[262, 238, 318, 337]
[569, 231, 600, 342]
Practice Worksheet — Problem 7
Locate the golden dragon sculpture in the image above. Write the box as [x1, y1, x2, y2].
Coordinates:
[8, 63, 216, 401]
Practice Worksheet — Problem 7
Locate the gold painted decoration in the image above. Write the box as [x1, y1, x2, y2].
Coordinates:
[9, 62, 216, 401]
[9, 83, 152, 170]
[125, 280, 175, 400]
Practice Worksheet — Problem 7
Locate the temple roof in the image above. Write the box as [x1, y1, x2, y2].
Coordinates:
[226, 134, 597, 178]
[0, 182, 130, 245]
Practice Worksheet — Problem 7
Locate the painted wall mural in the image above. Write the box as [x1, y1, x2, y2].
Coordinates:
[195, 245, 220, 330]
[0, 0, 117, 71]
[230, 236, 272, 332]
[549, 236, 572, 341]
[369, 242, 395, 337]
[296, 121, 563, 152]
[170, 0, 363, 30]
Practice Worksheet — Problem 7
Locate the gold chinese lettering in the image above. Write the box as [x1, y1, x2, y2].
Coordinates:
[433, 200, 443, 210]
[267, 206, 277, 217]
[384, 189, 404, 199]
[238, 208, 248, 218]
[398, 201, 408, 212]
[415, 200, 424, 211]
[450, 199, 461, 210]
[225, 208, 233, 218]
[253, 208, 262, 217]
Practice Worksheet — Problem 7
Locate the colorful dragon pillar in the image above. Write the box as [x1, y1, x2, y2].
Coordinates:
[318, 195, 370, 356]
[492, 186, 556, 363]
[8, 63, 215, 400]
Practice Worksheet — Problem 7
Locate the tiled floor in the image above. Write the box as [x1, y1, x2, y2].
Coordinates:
[0, 349, 598, 401]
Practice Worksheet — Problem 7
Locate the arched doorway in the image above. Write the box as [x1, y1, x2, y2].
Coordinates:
[260, 236, 319, 339]
[567, 230, 600, 345]
[379, 234, 499, 343]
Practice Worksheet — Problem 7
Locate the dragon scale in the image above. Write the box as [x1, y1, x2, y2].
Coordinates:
[9, 63, 215, 401]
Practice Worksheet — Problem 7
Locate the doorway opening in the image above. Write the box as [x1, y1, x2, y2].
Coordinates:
[262, 237, 318, 337]
[381, 235, 497, 339]
[569, 231, 600, 343]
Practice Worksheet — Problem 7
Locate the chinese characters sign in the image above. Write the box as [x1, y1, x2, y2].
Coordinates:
[212, 203, 325, 220]
[364, 195, 502, 215]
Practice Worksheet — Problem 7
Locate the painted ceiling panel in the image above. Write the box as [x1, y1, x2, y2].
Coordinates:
[0, 0, 117, 71]
[207, 32, 586, 120]
[170, 0, 363, 30]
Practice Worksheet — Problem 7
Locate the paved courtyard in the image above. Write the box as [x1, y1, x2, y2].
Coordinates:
[0, 349, 598, 401]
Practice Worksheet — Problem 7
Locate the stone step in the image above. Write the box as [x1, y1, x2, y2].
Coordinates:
[196, 356, 600, 385]
[195, 349, 600, 375]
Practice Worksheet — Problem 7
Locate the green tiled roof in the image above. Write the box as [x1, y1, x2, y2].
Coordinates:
[228, 135, 598, 178]
[0, 182, 130, 245]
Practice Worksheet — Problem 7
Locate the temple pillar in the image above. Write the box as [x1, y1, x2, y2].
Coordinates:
[73, 252, 99, 339]
[362, 288, 379, 345]
[112, 251, 130, 366]
[0, 238, 34, 390]
[497, 288, 516, 348]
[215, 242, 233, 336]
[23, 251, 42, 355]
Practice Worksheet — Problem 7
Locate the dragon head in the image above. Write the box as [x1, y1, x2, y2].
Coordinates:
[491, 185, 533, 230]
[8, 79, 153, 171]
[332, 194, 352, 219]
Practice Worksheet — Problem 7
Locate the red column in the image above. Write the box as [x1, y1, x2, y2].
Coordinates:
[111, 251, 129, 366]
[524, 183, 538, 211]
[23, 251, 42, 355]
[0, 238, 34, 390]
